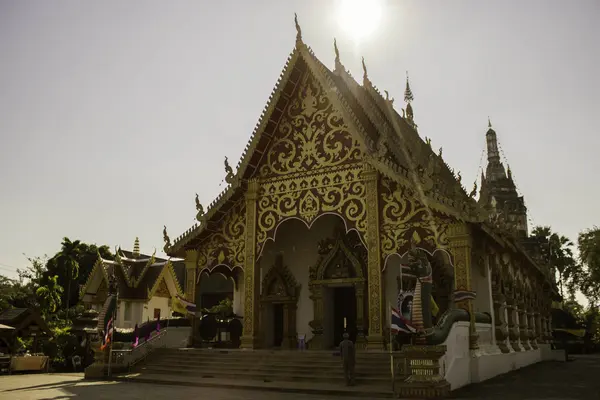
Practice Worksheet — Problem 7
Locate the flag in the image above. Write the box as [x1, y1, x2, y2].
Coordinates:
[100, 316, 114, 350]
[99, 295, 117, 350]
[174, 294, 197, 316]
[391, 305, 416, 334]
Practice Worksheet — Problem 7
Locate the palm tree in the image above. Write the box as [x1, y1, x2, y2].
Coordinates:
[36, 275, 63, 314]
[56, 237, 81, 313]
[531, 226, 577, 297]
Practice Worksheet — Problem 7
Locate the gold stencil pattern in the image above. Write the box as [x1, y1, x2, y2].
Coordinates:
[379, 178, 450, 260]
[256, 166, 368, 255]
[197, 200, 246, 270]
[258, 70, 362, 178]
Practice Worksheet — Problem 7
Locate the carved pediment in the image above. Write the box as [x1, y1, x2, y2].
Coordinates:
[310, 231, 365, 282]
[261, 254, 300, 300]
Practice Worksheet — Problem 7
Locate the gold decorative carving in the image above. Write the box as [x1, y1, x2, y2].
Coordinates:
[256, 166, 367, 255]
[154, 278, 170, 298]
[184, 249, 198, 302]
[379, 178, 450, 260]
[308, 230, 366, 349]
[241, 180, 259, 348]
[257, 71, 362, 178]
[364, 164, 384, 346]
[196, 199, 246, 270]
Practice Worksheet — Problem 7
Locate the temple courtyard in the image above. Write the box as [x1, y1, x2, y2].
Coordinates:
[0, 355, 598, 400]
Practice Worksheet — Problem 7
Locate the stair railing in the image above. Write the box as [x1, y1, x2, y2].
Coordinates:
[110, 329, 168, 373]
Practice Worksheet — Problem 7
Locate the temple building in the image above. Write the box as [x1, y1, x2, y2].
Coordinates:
[161, 18, 559, 390]
[80, 238, 186, 329]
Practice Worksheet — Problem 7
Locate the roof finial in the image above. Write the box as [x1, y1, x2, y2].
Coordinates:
[334, 38, 340, 63]
[133, 237, 140, 258]
[404, 71, 414, 103]
[362, 57, 368, 80]
[488, 116, 492, 128]
[294, 13, 302, 43]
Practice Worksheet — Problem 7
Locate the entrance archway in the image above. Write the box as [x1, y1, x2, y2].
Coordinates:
[260, 254, 300, 348]
[308, 228, 367, 349]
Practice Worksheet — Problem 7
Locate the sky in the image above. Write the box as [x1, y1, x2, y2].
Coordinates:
[1, 0, 599, 283]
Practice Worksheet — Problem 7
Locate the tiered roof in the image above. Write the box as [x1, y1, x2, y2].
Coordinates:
[167, 16, 481, 256]
[80, 238, 185, 301]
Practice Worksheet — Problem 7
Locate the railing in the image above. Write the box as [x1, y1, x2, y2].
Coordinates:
[110, 329, 168, 373]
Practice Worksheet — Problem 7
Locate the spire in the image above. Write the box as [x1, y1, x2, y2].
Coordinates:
[404, 71, 414, 103]
[132, 237, 140, 258]
[485, 119, 501, 164]
[404, 72, 415, 123]
[294, 13, 302, 44]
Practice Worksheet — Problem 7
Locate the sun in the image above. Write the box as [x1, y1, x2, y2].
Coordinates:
[336, 0, 383, 42]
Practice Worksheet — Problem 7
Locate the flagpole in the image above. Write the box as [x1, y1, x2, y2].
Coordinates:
[107, 279, 118, 378]
[389, 301, 394, 392]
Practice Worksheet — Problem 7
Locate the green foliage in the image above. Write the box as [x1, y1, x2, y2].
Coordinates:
[531, 225, 578, 297]
[36, 275, 63, 314]
[16, 336, 33, 353]
[205, 298, 234, 318]
[45, 239, 113, 312]
[573, 226, 600, 306]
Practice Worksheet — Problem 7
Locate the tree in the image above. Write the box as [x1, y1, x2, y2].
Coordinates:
[575, 226, 600, 306]
[36, 275, 63, 314]
[54, 238, 81, 313]
[531, 226, 578, 297]
[45, 240, 113, 311]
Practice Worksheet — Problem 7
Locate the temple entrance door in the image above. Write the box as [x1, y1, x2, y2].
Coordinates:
[333, 286, 357, 347]
[273, 303, 284, 348]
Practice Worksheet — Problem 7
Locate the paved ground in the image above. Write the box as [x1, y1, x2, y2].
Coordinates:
[0, 355, 599, 400]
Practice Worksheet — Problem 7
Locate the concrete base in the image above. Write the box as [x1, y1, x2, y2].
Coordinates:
[84, 363, 106, 379]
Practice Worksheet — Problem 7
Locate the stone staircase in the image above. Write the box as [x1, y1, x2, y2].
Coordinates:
[118, 348, 398, 397]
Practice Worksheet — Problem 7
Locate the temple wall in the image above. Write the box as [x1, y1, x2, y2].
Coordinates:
[143, 296, 170, 323]
[383, 255, 406, 316]
[471, 260, 492, 316]
[258, 215, 340, 344]
[233, 270, 245, 317]
[440, 321, 471, 390]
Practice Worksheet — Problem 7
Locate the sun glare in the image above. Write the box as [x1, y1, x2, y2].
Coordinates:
[336, 0, 383, 42]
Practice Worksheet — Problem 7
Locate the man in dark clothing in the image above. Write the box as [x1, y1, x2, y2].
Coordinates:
[339, 333, 355, 386]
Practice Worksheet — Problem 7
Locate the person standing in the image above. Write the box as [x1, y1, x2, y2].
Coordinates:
[339, 332, 355, 386]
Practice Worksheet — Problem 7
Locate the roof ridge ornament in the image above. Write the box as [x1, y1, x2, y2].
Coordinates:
[163, 225, 171, 253]
[294, 13, 302, 44]
[488, 116, 492, 128]
[334, 38, 340, 63]
[362, 57, 368, 82]
[195, 193, 205, 221]
[224, 156, 235, 184]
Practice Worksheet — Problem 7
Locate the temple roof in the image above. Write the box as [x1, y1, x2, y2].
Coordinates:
[80, 244, 185, 301]
[167, 23, 483, 256]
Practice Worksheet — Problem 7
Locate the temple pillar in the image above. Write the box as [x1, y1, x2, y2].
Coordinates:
[355, 284, 367, 348]
[364, 165, 384, 349]
[518, 301, 531, 350]
[241, 179, 260, 349]
[527, 302, 537, 349]
[492, 292, 510, 353]
[309, 285, 325, 349]
[184, 249, 198, 346]
[448, 223, 478, 350]
[506, 294, 520, 352]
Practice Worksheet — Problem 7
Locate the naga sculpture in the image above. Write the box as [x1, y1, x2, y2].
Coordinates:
[405, 247, 491, 345]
